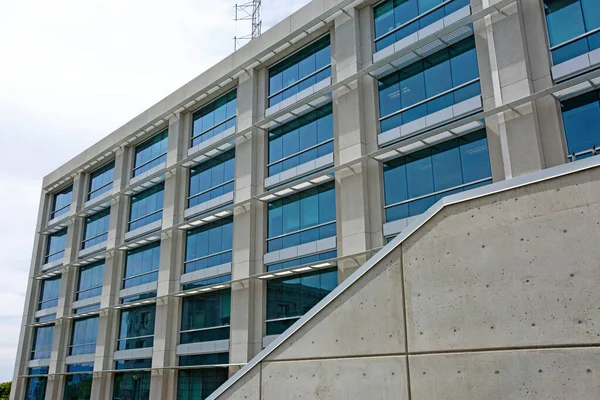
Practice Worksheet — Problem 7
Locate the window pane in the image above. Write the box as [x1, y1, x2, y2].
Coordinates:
[269, 36, 331, 106]
[561, 90, 600, 154]
[383, 129, 492, 222]
[582, 0, 600, 30]
[431, 140, 463, 191]
[133, 130, 168, 177]
[544, 0, 585, 46]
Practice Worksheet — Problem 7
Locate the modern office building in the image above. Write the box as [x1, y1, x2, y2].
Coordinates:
[11, 0, 600, 399]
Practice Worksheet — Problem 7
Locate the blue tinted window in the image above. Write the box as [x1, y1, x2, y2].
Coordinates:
[123, 242, 161, 289]
[118, 305, 156, 350]
[115, 358, 152, 370]
[561, 90, 600, 158]
[69, 316, 99, 356]
[31, 325, 54, 360]
[64, 364, 93, 400]
[373, 0, 467, 51]
[267, 182, 336, 252]
[113, 369, 151, 400]
[178, 368, 229, 400]
[50, 185, 73, 220]
[182, 274, 232, 291]
[179, 353, 229, 367]
[545, 0, 600, 63]
[39, 276, 61, 310]
[82, 208, 110, 249]
[268, 104, 333, 176]
[185, 217, 233, 274]
[122, 291, 157, 304]
[133, 130, 168, 177]
[188, 150, 235, 209]
[36, 314, 56, 323]
[268, 36, 331, 107]
[266, 250, 337, 272]
[76, 261, 104, 301]
[88, 160, 115, 200]
[191, 90, 237, 148]
[74, 304, 100, 314]
[45, 228, 67, 264]
[378, 36, 480, 133]
[383, 129, 491, 222]
[25, 375, 47, 400]
[129, 183, 164, 231]
[180, 290, 230, 344]
[266, 268, 337, 335]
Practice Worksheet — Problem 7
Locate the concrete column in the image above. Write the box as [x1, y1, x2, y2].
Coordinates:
[90, 148, 127, 400]
[332, 8, 374, 281]
[229, 71, 265, 373]
[149, 114, 186, 399]
[473, 0, 566, 180]
[42, 172, 86, 400]
[10, 190, 50, 400]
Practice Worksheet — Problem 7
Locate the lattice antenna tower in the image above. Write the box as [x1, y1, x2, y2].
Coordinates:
[234, 0, 262, 51]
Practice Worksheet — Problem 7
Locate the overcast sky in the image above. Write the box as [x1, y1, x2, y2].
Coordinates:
[0, 0, 311, 383]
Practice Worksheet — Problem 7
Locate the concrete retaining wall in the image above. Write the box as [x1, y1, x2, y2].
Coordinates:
[210, 165, 600, 399]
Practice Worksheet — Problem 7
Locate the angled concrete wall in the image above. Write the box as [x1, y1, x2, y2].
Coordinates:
[209, 162, 600, 400]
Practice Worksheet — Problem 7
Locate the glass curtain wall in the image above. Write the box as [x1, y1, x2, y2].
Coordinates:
[266, 268, 338, 335]
[374, 0, 471, 51]
[544, 0, 600, 64]
[378, 36, 480, 133]
[267, 182, 336, 253]
[382, 129, 492, 223]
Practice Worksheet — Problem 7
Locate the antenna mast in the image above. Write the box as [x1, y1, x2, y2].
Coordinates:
[234, 1, 262, 51]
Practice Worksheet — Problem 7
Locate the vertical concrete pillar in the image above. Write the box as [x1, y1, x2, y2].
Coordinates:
[332, 8, 373, 281]
[229, 71, 265, 373]
[473, 0, 566, 180]
[90, 148, 127, 400]
[43, 171, 85, 400]
[10, 191, 50, 400]
[149, 114, 186, 399]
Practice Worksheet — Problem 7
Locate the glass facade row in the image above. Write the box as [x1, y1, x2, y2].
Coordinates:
[378, 36, 480, 133]
[192, 90, 237, 148]
[188, 150, 235, 209]
[268, 35, 331, 107]
[185, 217, 233, 274]
[374, 0, 470, 51]
[82, 208, 110, 249]
[38, 276, 61, 310]
[268, 104, 333, 177]
[133, 130, 168, 178]
[383, 129, 492, 223]
[88, 160, 115, 201]
[544, 0, 600, 64]
[267, 181, 336, 253]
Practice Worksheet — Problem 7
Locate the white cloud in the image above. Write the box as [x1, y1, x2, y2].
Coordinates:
[0, 0, 310, 383]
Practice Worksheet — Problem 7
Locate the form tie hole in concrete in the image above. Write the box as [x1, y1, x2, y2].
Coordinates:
[532, 323, 536, 327]
[538, 369, 543, 373]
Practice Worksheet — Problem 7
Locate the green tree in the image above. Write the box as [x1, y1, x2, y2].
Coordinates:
[0, 381, 11, 399]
